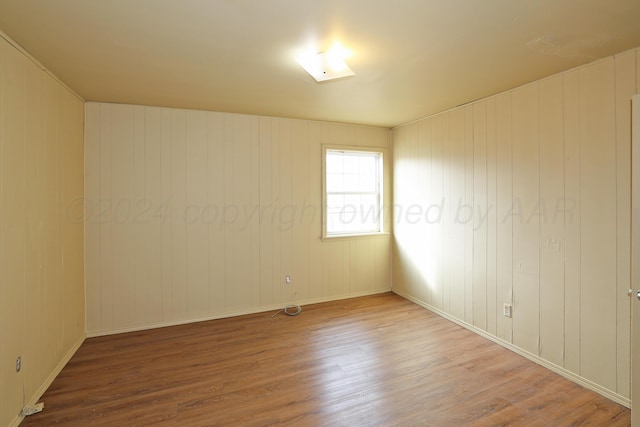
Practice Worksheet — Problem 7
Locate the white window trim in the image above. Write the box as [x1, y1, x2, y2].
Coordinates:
[322, 145, 387, 239]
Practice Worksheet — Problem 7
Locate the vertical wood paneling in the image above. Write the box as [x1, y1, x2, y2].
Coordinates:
[0, 41, 5, 422]
[1, 41, 26, 424]
[270, 118, 284, 303]
[42, 75, 61, 362]
[160, 109, 174, 319]
[85, 103, 392, 336]
[486, 98, 498, 337]
[259, 116, 274, 306]
[23, 59, 39, 395]
[207, 112, 225, 313]
[111, 105, 136, 328]
[392, 126, 410, 298]
[62, 88, 84, 347]
[539, 76, 565, 367]
[614, 51, 635, 397]
[392, 48, 639, 402]
[329, 241, 347, 295]
[579, 60, 617, 391]
[171, 110, 188, 319]
[393, 51, 640, 404]
[0, 36, 84, 427]
[472, 101, 488, 330]
[249, 117, 261, 308]
[292, 121, 310, 299]
[431, 114, 444, 310]
[308, 123, 324, 299]
[464, 106, 474, 324]
[142, 107, 163, 325]
[495, 92, 513, 343]
[278, 119, 293, 302]
[186, 111, 208, 317]
[441, 112, 452, 314]
[99, 105, 114, 327]
[239, 115, 256, 308]
[133, 106, 149, 324]
[229, 114, 252, 309]
[563, 69, 581, 374]
[85, 105, 102, 331]
[511, 84, 540, 356]
[417, 119, 430, 304]
[320, 125, 334, 299]
[448, 109, 466, 320]
[395, 123, 421, 300]
[377, 239, 391, 292]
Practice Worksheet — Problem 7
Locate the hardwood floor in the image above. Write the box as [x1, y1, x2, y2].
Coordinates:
[21, 293, 629, 426]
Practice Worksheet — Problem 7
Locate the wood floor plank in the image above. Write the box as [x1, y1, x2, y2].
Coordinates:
[21, 293, 629, 426]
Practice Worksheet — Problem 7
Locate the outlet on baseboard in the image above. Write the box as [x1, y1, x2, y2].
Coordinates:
[503, 303, 513, 318]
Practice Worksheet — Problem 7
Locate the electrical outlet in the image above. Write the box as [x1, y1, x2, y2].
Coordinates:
[503, 303, 513, 318]
[285, 275, 291, 285]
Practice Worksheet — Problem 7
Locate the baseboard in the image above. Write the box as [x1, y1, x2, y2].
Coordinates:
[392, 288, 631, 409]
[86, 288, 392, 338]
[8, 334, 86, 427]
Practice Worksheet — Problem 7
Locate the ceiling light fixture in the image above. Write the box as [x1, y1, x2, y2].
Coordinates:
[297, 42, 354, 82]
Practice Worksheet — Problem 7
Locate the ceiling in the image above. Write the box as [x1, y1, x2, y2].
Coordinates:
[1, 1, 640, 128]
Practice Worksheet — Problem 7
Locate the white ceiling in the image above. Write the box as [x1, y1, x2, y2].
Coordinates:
[1, 0, 640, 128]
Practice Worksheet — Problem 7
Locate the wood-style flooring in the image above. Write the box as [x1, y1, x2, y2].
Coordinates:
[21, 293, 630, 426]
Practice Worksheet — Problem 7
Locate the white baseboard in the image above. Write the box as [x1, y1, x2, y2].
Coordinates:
[8, 334, 86, 427]
[392, 288, 631, 409]
[86, 287, 392, 338]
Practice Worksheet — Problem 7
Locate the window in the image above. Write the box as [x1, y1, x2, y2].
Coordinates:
[323, 147, 384, 237]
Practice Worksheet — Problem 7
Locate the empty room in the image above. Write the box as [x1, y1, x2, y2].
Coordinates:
[2, 1, 640, 426]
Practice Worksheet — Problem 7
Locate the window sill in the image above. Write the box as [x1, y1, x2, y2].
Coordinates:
[321, 232, 390, 241]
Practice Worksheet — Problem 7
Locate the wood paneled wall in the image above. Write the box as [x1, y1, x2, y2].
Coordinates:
[392, 49, 639, 404]
[0, 35, 85, 427]
[84, 102, 392, 335]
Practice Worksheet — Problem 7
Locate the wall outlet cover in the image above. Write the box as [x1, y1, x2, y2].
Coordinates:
[503, 303, 513, 318]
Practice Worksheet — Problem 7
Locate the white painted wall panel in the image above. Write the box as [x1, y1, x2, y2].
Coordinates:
[448, 109, 466, 320]
[85, 103, 392, 335]
[431, 114, 445, 311]
[392, 50, 640, 403]
[485, 98, 498, 337]
[563, 69, 582, 375]
[141, 107, 163, 326]
[417, 120, 431, 305]
[111, 105, 136, 328]
[170, 109, 188, 320]
[186, 110, 209, 318]
[614, 51, 635, 398]
[495, 93, 513, 343]
[511, 84, 540, 357]
[538, 76, 565, 367]
[578, 60, 617, 391]
[0, 36, 84, 427]
[472, 102, 487, 331]
[1, 41, 27, 424]
[464, 106, 474, 324]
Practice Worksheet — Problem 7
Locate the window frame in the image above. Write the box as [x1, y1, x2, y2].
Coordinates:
[322, 145, 386, 239]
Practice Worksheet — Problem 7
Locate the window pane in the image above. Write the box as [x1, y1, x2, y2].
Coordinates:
[327, 194, 345, 211]
[325, 149, 382, 235]
[326, 192, 380, 233]
[343, 154, 359, 171]
[326, 173, 343, 192]
[343, 173, 360, 192]
[326, 153, 343, 173]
